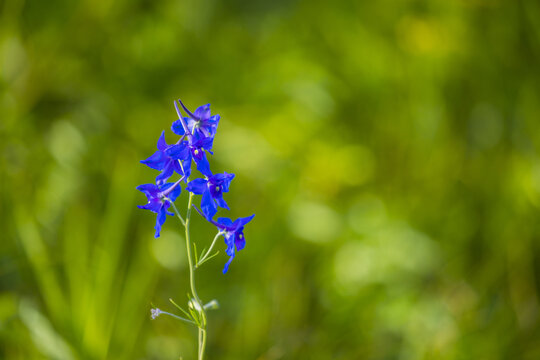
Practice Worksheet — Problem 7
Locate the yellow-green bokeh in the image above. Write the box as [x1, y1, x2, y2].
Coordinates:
[1, 0, 540, 359]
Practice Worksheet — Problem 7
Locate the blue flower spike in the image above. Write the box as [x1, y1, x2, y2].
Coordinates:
[136, 179, 183, 237]
[139, 97, 255, 280]
[187, 172, 235, 219]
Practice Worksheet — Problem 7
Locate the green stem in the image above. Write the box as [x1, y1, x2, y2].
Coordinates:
[184, 192, 207, 360]
[160, 311, 196, 325]
[169, 200, 186, 226]
[196, 232, 223, 268]
[199, 328, 207, 360]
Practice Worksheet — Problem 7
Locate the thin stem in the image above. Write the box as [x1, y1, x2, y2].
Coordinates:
[196, 232, 223, 268]
[169, 298, 195, 321]
[196, 250, 220, 268]
[184, 192, 207, 360]
[199, 328, 207, 360]
[160, 311, 196, 325]
[170, 201, 186, 226]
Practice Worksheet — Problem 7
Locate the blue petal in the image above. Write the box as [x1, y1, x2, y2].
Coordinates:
[156, 161, 175, 183]
[215, 196, 229, 210]
[187, 117, 197, 133]
[201, 188, 217, 220]
[155, 207, 167, 238]
[162, 201, 176, 216]
[222, 254, 234, 274]
[235, 232, 246, 251]
[136, 183, 159, 194]
[221, 173, 235, 192]
[166, 143, 189, 160]
[171, 119, 188, 136]
[180, 155, 192, 180]
[172, 159, 184, 175]
[195, 153, 212, 177]
[157, 131, 168, 151]
[187, 178, 208, 195]
[137, 201, 161, 213]
[168, 185, 182, 202]
[194, 104, 211, 120]
[207, 114, 220, 124]
[141, 151, 167, 171]
[217, 217, 234, 227]
[204, 115, 220, 136]
[232, 214, 255, 229]
[159, 182, 181, 199]
[194, 136, 214, 151]
[224, 233, 236, 256]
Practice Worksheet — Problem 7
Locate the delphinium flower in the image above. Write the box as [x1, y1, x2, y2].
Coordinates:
[187, 172, 235, 219]
[167, 100, 217, 176]
[137, 98, 255, 360]
[140, 131, 191, 183]
[165, 135, 214, 177]
[172, 100, 220, 141]
[204, 214, 255, 273]
[136, 179, 182, 237]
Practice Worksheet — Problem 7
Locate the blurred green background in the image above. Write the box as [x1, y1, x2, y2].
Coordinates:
[2, 0, 540, 359]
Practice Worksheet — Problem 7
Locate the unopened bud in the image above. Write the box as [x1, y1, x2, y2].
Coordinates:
[204, 299, 220, 310]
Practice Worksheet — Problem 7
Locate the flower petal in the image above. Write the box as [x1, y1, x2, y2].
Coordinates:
[217, 217, 234, 228]
[156, 160, 175, 183]
[235, 232, 246, 251]
[140, 151, 167, 171]
[187, 117, 198, 133]
[221, 173, 235, 192]
[194, 104, 211, 120]
[215, 196, 229, 210]
[137, 201, 161, 213]
[195, 153, 212, 177]
[136, 183, 159, 196]
[168, 185, 182, 202]
[166, 143, 189, 160]
[187, 178, 208, 195]
[171, 119, 188, 136]
[172, 159, 184, 175]
[194, 136, 214, 151]
[157, 131, 169, 151]
[201, 188, 217, 220]
[222, 253, 234, 274]
[233, 214, 255, 228]
[154, 207, 167, 238]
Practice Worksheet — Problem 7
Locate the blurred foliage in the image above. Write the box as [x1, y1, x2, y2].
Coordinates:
[1, 0, 540, 359]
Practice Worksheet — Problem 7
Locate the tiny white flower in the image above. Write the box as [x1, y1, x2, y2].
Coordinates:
[150, 308, 162, 320]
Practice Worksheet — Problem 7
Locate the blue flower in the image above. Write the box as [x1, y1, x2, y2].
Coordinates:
[210, 215, 255, 273]
[187, 172, 235, 219]
[140, 131, 189, 184]
[169, 100, 217, 176]
[172, 100, 220, 142]
[165, 134, 214, 177]
[137, 181, 182, 237]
